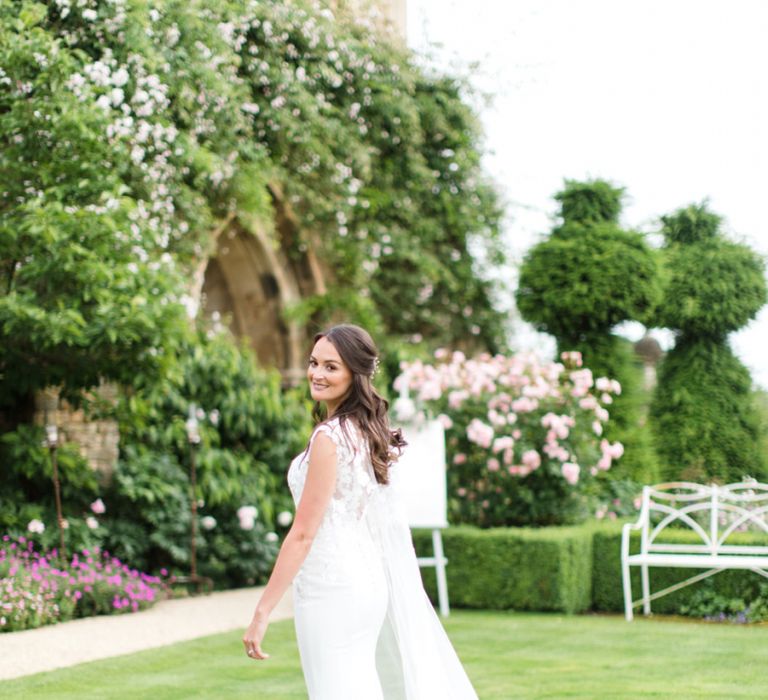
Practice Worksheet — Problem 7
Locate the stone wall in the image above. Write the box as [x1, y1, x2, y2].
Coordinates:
[34, 385, 120, 480]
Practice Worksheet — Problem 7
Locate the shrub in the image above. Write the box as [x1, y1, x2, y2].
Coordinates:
[650, 204, 767, 482]
[412, 525, 593, 613]
[0, 425, 103, 551]
[592, 524, 768, 614]
[396, 350, 623, 526]
[101, 329, 309, 587]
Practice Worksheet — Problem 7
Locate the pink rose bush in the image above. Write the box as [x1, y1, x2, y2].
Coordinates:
[395, 350, 623, 526]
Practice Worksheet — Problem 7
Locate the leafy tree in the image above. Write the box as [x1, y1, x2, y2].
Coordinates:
[650, 204, 767, 481]
[0, 4, 189, 421]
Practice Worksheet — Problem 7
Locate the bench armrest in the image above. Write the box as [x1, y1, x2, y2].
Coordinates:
[621, 517, 644, 561]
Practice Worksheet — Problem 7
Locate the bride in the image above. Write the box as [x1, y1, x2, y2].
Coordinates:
[242, 324, 478, 699]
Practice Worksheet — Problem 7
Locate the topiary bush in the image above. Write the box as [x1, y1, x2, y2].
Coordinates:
[516, 180, 661, 483]
[650, 204, 767, 482]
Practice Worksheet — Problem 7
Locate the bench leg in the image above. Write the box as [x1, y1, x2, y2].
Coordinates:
[641, 564, 651, 616]
[622, 559, 634, 621]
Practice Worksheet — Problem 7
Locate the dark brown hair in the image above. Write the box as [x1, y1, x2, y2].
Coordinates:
[311, 324, 405, 484]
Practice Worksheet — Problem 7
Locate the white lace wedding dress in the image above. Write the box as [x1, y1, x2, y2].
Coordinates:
[287, 417, 478, 700]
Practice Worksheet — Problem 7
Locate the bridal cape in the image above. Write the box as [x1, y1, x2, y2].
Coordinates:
[367, 463, 478, 699]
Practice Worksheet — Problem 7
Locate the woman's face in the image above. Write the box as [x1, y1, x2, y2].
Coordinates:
[307, 336, 353, 414]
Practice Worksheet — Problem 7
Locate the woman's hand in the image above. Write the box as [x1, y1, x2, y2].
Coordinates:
[242, 611, 271, 660]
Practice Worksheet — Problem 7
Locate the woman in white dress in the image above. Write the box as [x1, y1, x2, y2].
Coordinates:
[242, 324, 478, 699]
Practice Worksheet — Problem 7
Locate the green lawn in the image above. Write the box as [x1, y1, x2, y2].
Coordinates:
[5, 611, 768, 699]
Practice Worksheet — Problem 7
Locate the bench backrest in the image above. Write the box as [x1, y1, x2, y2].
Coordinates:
[639, 481, 768, 556]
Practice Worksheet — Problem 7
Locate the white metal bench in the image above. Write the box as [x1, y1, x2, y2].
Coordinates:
[621, 481, 768, 621]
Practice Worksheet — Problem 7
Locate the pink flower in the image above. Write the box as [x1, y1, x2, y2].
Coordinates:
[521, 450, 541, 470]
[595, 377, 613, 392]
[90, 499, 106, 515]
[592, 421, 603, 436]
[492, 436, 515, 454]
[511, 396, 538, 413]
[597, 455, 612, 470]
[560, 350, 583, 367]
[453, 453, 467, 465]
[437, 413, 453, 430]
[448, 390, 469, 409]
[487, 458, 500, 472]
[466, 419, 494, 449]
[561, 462, 580, 485]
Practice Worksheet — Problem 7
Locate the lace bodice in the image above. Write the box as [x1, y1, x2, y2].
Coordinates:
[287, 417, 384, 597]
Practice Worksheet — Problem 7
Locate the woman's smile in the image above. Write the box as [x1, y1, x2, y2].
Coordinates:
[307, 337, 353, 414]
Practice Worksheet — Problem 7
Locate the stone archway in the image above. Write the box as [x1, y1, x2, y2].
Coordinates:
[195, 199, 326, 385]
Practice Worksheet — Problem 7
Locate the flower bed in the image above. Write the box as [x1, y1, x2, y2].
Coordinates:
[0, 536, 170, 633]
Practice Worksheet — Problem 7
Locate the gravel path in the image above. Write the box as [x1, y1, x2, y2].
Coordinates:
[0, 585, 293, 681]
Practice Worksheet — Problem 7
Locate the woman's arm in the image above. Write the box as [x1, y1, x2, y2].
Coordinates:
[242, 431, 337, 659]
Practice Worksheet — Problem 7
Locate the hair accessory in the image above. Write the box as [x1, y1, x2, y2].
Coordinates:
[371, 356, 381, 377]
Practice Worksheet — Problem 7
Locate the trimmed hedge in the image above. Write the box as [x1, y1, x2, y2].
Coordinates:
[413, 523, 768, 616]
[412, 525, 593, 614]
[592, 524, 768, 614]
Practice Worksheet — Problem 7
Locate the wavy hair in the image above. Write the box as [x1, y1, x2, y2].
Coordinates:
[311, 324, 406, 484]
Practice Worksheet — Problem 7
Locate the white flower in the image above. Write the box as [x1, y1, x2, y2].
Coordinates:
[111, 68, 129, 87]
[66, 73, 86, 91]
[96, 94, 112, 111]
[82, 8, 97, 21]
[86, 516, 99, 530]
[130, 145, 145, 164]
[110, 88, 124, 106]
[27, 519, 45, 534]
[201, 516, 217, 531]
[238, 505, 258, 531]
[90, 498, 106, 514]
[238, 505, 258, 520]
[277, 511, 293, 527]
[265, 532, 279, 543]
[241, 102, 260, 115]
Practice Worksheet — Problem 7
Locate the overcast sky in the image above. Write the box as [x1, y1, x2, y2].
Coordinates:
[407, 0, 768, 388]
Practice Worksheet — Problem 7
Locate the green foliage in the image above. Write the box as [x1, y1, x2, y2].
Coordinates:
[101, 328, 311, 586]
[679, 581, 768, 623]
[554, 179, 625, 226]
[650, 339, 766, 482]
[656, 238, 766, 338]
[516, 180, 661, 484]
[412, 525, 593, 613]
[0, 424, 101, 545]
[651, 203, 767, 481]
[517, 222, 660, 342]
[399, 351, 624, 527]
[592, 524, 768, 615]
[1, 0, 507, 427]
[661, 203, 722, 246]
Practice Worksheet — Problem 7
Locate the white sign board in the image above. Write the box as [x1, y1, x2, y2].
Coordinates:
[391, 419, 448, 529]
